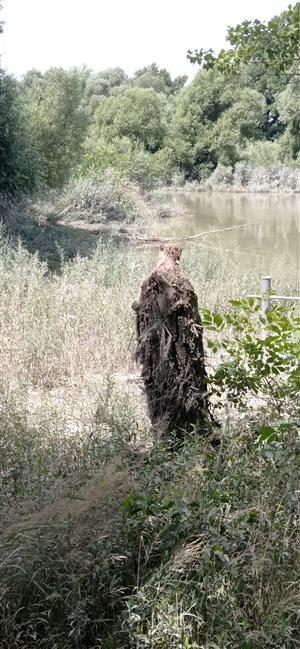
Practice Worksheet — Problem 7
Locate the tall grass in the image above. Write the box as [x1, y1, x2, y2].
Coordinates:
[1, 236, 296, 392]
[0, 238, 149, 507]
[202, 162, 300, 193]
[125, 427, 300, 648]
[0, 241, 139, 389]
[0, 234, 298, 417]
[0, 235, 298, 489]
[1, 422, 299, 648]
[0, 232, 299, 647]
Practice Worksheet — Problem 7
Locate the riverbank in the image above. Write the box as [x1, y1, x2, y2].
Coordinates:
[2, 180, 299, 273]
[169, 162, 300, 193]
[0, 176, 177, 268]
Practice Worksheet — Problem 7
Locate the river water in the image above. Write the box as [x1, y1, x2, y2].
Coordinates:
[152, 192, 300, 269]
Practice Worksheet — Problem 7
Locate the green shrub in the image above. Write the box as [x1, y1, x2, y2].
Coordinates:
[202, 298, 300, 410]
[124, 422, 300, 648]
[79, 137, 174, 191]
[62, 173, 136, 222]
[240, 141, 282, 166]
[0, 72, 42, 194]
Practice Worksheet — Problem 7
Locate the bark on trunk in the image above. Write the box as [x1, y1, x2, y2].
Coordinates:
[132, 244, 209, 442]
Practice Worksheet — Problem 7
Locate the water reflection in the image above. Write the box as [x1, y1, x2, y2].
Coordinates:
[154, 192, 300, 266]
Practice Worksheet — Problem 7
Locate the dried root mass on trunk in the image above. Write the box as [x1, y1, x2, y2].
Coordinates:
[133, 244, 210, 441]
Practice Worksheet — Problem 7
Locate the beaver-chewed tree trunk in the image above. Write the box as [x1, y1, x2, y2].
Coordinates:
[132, 244, 209, 441]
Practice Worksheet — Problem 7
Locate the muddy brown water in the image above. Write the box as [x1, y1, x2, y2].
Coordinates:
[151, 192, 300, 268]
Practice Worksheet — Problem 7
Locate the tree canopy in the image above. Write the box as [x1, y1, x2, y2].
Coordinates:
[187, 3, 300, 74]
[91, 87, 167, 153]
[0, 3, 299, 194]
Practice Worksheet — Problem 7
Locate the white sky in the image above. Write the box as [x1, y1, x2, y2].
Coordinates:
[1, 0, 291, 79]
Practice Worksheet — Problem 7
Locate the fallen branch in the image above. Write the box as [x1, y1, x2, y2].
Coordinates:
[133, 220, 265, 245]
[185, 220, 264, 240]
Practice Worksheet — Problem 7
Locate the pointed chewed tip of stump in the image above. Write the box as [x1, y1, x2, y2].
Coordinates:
[157, 244, 183, 268]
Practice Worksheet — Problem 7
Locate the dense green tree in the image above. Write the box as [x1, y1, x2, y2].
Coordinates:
[163, 70, 265, 177]
[91, 87, 166, 153]
[78, 68, 130, 117]
[0, 0, 298, 194]
[0, 5, 41, 194]
[133, 63, 187, 95]
[237, 63, 286, 142]
[208, 87, 266, 165]
[20, 68, 89, 186]
[182, 5, 300, 176]
[0, 72, 42, 193]
[276, 75, 300, 159]
[100, 67, 128, 88]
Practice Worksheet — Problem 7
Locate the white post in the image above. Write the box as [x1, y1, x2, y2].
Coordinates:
[261, 276, 272, 314]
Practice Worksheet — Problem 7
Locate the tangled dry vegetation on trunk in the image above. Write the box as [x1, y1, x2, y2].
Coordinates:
[133, 244, 209, 441]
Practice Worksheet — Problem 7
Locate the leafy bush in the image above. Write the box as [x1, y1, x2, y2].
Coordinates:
[124, 424, 300, 648]
[202, 298, 300, 410]
[63, 173, 137, 222]
[79, 137, 135, 179]
[20, 68, 89, 187]
[0, 72, 42, 194]
[80, 136, 174, 190]
[240, 141, 282, 166]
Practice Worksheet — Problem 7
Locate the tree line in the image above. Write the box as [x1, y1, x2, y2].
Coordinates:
[0, 3, 299, 194]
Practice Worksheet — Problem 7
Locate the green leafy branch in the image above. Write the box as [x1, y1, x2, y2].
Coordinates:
[188, 3, 300, 75]
[202, 298, 300, 409]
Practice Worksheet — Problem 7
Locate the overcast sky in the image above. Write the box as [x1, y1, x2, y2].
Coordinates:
[1, 0, 291, 79]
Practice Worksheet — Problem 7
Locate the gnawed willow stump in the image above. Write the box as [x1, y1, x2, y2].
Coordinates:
[132, 244, 209, 442]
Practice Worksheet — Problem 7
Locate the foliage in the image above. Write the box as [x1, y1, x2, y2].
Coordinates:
[185, 5, 300, 176]
[202, 299, 300, 409]
[62, 173, 137, 222]
[240, 140, 283, 166]
[2, 414, 299, 648]
[20, 68, 89, 187]
[91, 87, 167, 153]
[164, 71, 266, 177]
[188, 3, 300, 74]
[133, 62, 187, 95]
[0, 71, 41, 193]
[80, 137, 174, 190]
[124, 423, 300, 648]
[276, 75, 300, 159]
[209, 87, 265, 165]
[82, 67, 129, 116]
[79, 137, 135, 178]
